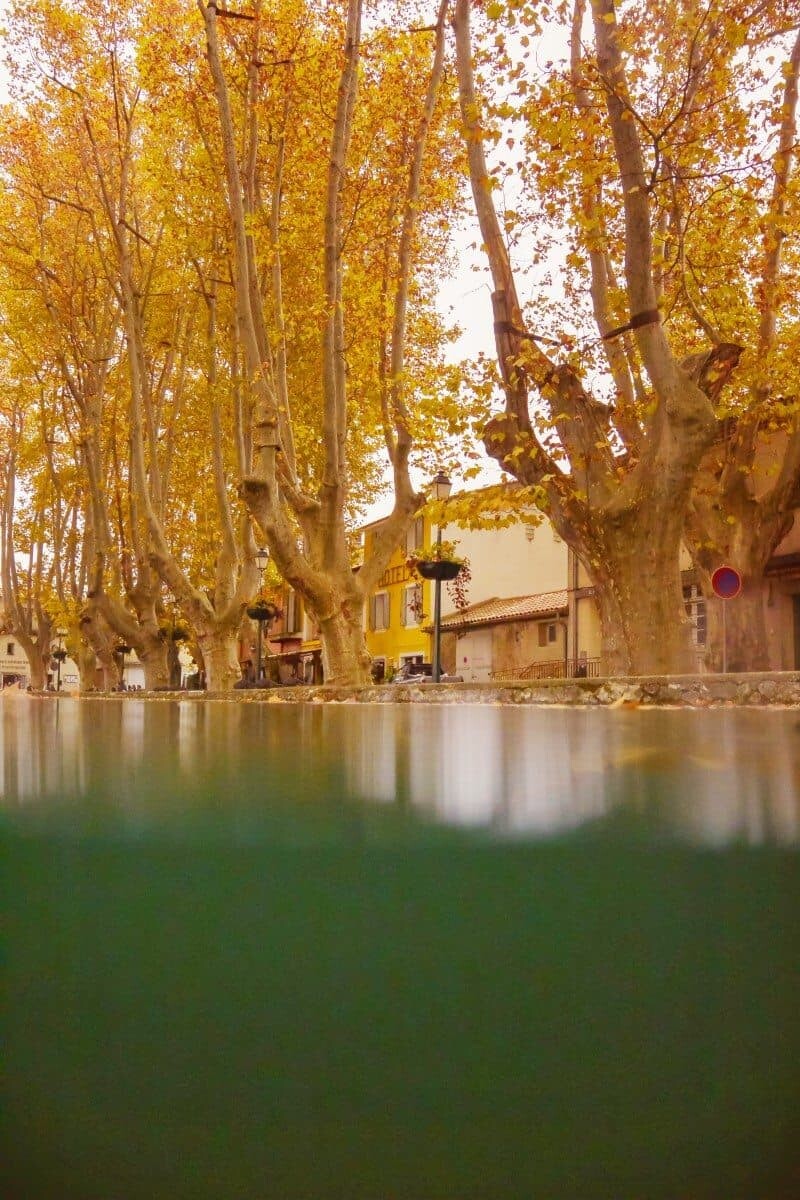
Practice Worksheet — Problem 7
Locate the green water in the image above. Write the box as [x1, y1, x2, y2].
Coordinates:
[2, 698, 799, 1198]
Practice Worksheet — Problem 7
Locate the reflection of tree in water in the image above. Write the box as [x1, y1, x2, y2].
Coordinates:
[392, 708, 412, 813]
[491, 709, 611, 835]
[691, 713, 800, 846]
[329, 705, 800, 846]
[333, 705, 400, 808]
[1, 699, 799, 848]
[591, 710, 800, 846]
[407, 707, 503, 826]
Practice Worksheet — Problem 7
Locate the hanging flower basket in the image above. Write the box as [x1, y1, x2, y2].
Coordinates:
[407, 539, 471, 609]
[116, 643, 132, 656]
[51, 647, 68, 663]
[159, 623, 190, 643]
[247, 600, 281, 623]
[415, 560, 463, 582]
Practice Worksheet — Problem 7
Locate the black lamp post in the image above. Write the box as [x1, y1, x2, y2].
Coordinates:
[252, 547, 270, 684]
[117, 642, 131, 691]
[52, 629, 68, 691]
[431, 471, 452, 682]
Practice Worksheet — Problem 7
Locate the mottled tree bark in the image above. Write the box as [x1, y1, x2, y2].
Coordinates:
[453, 0, 739, 675]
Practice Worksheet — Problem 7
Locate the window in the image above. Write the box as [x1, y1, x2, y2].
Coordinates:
[683, 584, 707, 646]
[405, 515, 424, 554]
[285, 590, 303, 634]
[538, 622, 558, 647]
[370, 592, 390, 631]
[6, 642, 14, 656]
[401, 583, 423, 627]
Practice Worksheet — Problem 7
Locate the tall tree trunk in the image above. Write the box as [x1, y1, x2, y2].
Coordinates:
[64, 625, 99, 691]
[79, 604, 122, 690]
[588, 551, 695, 675]
[167, 639, 182, 690]
[89, 587, 170, 691]
[196, 630, 241, 692]
[75, 641, 101, 692]
[318, 597, 371, 686]
[139, 637, 171, 691]
[21, 638, 48, 690]
[703, 580, 769, 673]
[12, 619, 53, 691]
[687, 482, 795, 672]
[576, 505, 697, 674]
[687, 482, 798, 674]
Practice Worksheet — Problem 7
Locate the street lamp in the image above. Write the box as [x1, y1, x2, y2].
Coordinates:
[52, 629, 68, 691]
[116, 642, 132, 691]
[431, 471, 452, 682]
[252, 547, 270, 684]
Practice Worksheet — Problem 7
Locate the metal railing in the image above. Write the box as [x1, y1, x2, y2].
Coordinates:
[491, 657, 602, 682]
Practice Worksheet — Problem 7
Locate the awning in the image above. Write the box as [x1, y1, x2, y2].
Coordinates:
[765, 553, 800, 579]
[268, 645, 322, 661]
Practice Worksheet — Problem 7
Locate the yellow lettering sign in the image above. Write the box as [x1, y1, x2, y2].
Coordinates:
[378, 563, 413, 589]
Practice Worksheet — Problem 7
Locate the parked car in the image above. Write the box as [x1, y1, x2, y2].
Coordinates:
[389, 662, 462, 684]
[390, 661, 431, 683]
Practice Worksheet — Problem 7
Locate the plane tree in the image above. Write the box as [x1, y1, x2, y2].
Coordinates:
[0, 0, 266, 690]
[198, 0, 462, 683]
[452, 0, 745, 674]
[2, 0, 464, 688]
[0, 386, 57, 690]
[674, 15, 800, 670]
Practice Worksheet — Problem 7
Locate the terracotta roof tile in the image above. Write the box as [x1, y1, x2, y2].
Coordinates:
[437, 590, 568, 631]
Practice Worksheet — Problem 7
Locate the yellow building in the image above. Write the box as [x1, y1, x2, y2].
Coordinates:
[362, 513, 433, 679]
[361, 500, 606, 682]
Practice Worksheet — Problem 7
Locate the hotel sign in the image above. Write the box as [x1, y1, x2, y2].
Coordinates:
[378, 563, 414, 589]
[0, 654, 27, 672]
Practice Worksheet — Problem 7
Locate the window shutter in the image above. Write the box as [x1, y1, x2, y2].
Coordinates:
[371, 593, 390, 631]
[405, 516, 423, 554]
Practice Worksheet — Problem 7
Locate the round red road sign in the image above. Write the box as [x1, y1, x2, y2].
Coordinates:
[711, 565, 742, 599]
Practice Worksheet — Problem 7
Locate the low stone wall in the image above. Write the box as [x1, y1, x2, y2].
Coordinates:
[68, 671, 800, 707]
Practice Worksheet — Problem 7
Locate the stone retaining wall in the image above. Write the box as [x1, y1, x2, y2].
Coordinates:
[66, 671, 800, 706]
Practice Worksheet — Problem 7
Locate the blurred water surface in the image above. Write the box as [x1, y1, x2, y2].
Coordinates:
[1, 697, 799, 1199]
[2, 697, 800, 843]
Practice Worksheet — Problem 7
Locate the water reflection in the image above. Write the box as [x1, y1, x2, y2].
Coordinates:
[1, 695, 799, 845]
[324, 704, 800, 845]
